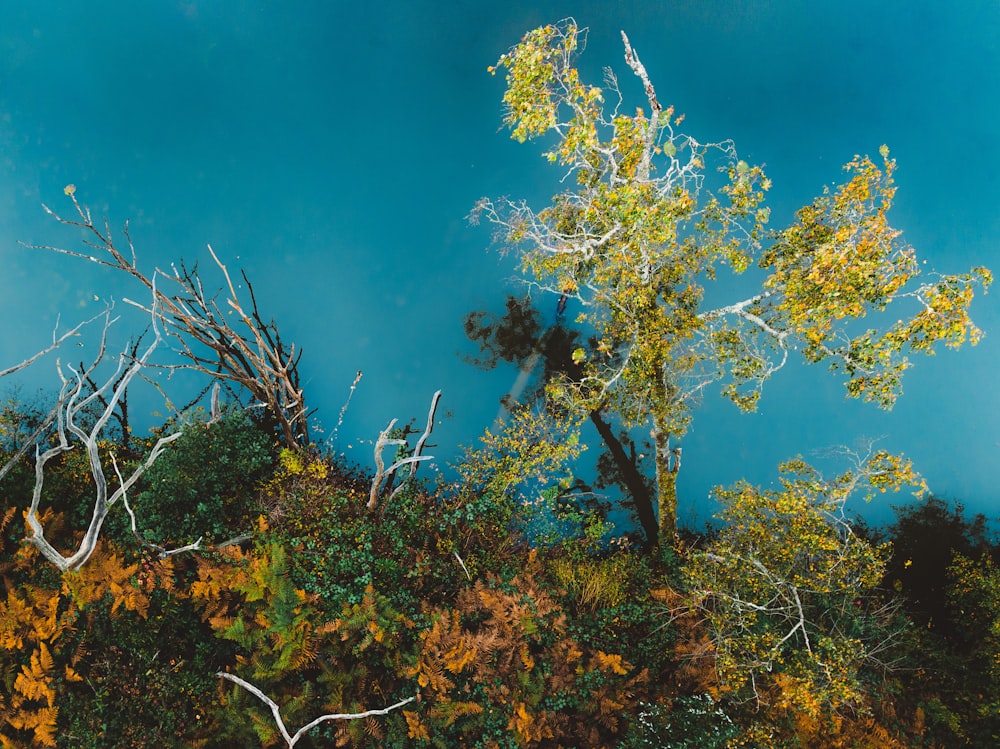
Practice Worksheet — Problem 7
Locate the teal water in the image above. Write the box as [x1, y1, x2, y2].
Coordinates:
[1, 1, 997, 529]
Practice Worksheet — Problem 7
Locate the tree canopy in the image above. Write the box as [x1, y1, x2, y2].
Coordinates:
[473, 19, 991, 545]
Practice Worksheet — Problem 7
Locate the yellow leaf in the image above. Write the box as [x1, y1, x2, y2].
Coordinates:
[404, 710, 429, 740]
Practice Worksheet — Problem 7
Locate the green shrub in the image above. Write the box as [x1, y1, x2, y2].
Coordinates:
[134, 409, 275, 546]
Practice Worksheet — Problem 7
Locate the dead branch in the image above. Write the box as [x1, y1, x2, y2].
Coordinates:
[331, 370, 363, 447]
[620, 30, 662, 182]
[217, 672, 415, 748]
[0, 310, 103, 379]
[26, 193, 310, 450]
[367, 391, 441, 510]
[389, 389, 441, 502]
[22, 296, 185, 571]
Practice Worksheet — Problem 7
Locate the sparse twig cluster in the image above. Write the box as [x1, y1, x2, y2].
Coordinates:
[28, 190, 310, 450]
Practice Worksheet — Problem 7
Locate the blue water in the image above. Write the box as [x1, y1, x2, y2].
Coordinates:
[1, 1, 998, 529]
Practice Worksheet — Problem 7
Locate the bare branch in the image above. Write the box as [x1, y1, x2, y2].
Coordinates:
[22, 294, 186, 571]
[0, 310, 106, 379]
[331, 370, 363, 447]
[389, 389, 441, 502]
[368, 391, 441, 510]
[217, 672, 415, 748]
[620, 30, 661, 182]
[368, 418, 406, 510]
[26, 194, 311, 450]
[453, 550, 471, 581]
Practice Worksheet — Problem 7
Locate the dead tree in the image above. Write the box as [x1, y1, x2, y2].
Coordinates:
[368, 390, 441, 510]
[27, 190, 310, 450]
[5, 300, 199, 571]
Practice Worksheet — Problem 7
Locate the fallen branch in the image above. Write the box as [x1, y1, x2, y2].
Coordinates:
[217, 672, 415, 747]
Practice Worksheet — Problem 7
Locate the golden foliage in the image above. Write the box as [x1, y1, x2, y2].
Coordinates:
[404, 709, 429, 741]
[549, 554, 630, 611]
[13, 643, 55, 707]
[410, 552, 644, 745]
[508, 701, 555, 744]
[6, 705, 58, 747]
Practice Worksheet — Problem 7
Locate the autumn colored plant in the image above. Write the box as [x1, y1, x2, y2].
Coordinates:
[475, 18, 990, 545]
[682, 447, 923, 728]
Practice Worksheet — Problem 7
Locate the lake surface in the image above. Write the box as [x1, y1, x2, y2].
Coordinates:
[1, 1, 997, 529]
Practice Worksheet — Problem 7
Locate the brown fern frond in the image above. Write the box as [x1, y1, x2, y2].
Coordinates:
[7, 705, 59, 747]
[363, 715, 383, 739]
[13, 643, 56, 707]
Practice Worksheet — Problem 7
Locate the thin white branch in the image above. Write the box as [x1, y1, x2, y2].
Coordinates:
[368, 418, 405, 510]
[389, 389, 441, 502]
[331, 370, 363, 447]
[369, 391, 442, 509]
[217, 672, 415, 748]
[0, 310, 106, 378]
[620, 30, 661, 183]
[453, 550, 471, 581]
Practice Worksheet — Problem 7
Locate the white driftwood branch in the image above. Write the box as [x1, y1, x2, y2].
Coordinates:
[368, 391, 441, 510]
[453, 550, 471, 581]
[389, 389, 441, 502]
[368, 418, 406, 510]
[19, 288, 187, 570]
[217, 672, 415, 748]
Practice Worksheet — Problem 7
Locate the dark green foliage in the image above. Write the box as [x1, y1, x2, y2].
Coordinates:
[134, 409, 275, 546]
[56, 587, 231, 748]
[877, 498, 1000, 746]
[885, 496, 994, 635]
[266, 470, 455, 616]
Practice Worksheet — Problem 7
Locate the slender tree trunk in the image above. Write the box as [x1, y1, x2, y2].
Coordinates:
[652, 420, 678, 545]
[588, 408, 658, 550]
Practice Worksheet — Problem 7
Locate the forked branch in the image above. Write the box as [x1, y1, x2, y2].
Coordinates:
[217, 672, 415, 748]
[368, 390, 442, 510]
[27, 192, 310, 449]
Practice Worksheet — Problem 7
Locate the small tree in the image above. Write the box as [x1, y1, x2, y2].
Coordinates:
[683, 447, 922, 715]
[474, 19, 990, 545]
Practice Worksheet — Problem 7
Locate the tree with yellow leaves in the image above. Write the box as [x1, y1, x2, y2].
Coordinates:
[682, 445, 923, 724]
[474, 19, 990, 546]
